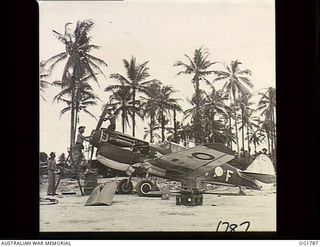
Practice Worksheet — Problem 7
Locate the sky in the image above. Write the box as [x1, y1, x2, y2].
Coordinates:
[39, 0, 275, 155]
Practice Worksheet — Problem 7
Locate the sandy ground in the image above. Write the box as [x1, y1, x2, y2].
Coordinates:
[40, 176, 276, 232]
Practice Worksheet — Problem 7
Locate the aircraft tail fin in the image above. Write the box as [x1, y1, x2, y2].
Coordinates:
[239, 154, 276, 184]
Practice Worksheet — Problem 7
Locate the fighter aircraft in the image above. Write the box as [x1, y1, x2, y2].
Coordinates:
[87, 105, 275, 197]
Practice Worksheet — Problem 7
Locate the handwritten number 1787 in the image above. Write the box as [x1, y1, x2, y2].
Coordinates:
[216, 221, 250, 232]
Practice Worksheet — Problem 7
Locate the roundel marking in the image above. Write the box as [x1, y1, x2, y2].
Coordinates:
[214, 166, 224, 177]
[191, 152, 215, 160]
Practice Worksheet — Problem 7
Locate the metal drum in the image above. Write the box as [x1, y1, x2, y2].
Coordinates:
[83, 169, 98, 195]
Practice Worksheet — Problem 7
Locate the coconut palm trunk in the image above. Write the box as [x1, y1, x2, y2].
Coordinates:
[121, 111, 126, 133]
[211, 112, 215, 143]
[70, 84, 76, 147]
[272, 109, 277, 151]
[150, 123, 154, 143]
[229, 116, 232, 149]
[234, 114, 240, 156]
[267, 130, 270, 154]
[150, 113, 156, 143]
[232, 95, 240, 157]
[161, 110, 166, 142]
[132, 88, 136, 137]
[173, 109, 178, 143]
[241, 108, 245, 153]
[247, 122, 250, 153]
[270, 119, 274, 155]
[194, 78, 203, 144]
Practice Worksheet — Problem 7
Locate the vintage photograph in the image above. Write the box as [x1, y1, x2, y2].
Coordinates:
[39, 0, 276, 232]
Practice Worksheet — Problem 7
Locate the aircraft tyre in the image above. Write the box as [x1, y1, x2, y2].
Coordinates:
[136, 179, 155, 197]
[117, 179, 133, 194]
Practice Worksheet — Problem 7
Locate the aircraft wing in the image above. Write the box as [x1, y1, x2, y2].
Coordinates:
[148, 144, 235, 180]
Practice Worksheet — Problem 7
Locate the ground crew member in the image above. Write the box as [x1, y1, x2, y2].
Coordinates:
[104, 109, 116, 132]
[72, 126, 91, 176]
[76, 126, 91, 149]
[47, 152, 58, 195]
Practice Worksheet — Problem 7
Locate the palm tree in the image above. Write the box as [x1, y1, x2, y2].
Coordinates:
[166, 120, 182, 143]
[174, 47, 216, 143]
[213, 60, 253, 156]
[260, 119, 272, 154]
[249, 127, 265, 154]
[172, 108, 183, 144]
[105, 83, 135, 133]
[177, 123, 193, 147]
[237, 93, 254, 153]
[184, 89, 207, 140]
[144, 122, 161, 143]
[53, 77, 100, 123]
[207, 119, 235, 145]
[223, 104, 236, 149]
[202, 87, 228, 142]
[42, 20, 107, 150]
[40, 61, 51, 101]
[140, 81, 162, 143]
[257, 87, 276, 154]
[156, 85, 182, 142]
[110, 56, 157, 136]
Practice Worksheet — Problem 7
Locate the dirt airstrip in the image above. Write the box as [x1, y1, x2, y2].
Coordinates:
[40, 176, 276, 232]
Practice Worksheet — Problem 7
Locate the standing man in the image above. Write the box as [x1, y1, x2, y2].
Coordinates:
[75, 126, 91, 150]
[104, 108, 116, 132]
[72, 126, 91, 176]
[47, 152, 58, 195]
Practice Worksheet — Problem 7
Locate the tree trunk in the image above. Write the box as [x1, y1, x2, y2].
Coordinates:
[267, 130, 270, 154]
[70, 86, 76, 147]
[194, 76, 202, 144]
[270, 119, 274, 156]
[211, 112, 215, 143]
[74, 91, 80, 139]
[161, 111, 165, 142]
[150, 125, 153, 143]
[132, 88, 136, 137]
[150, 114, 155, 143]
[229, 116, 232, 149]
[173, 109, 178, 143]
[247, 122, 250, 154]
[272, 109, 276, 153]
[233, 98, 240, 157]
[122, 111, 125, 133]
[241, 108, 245, 153]
[69, 82, 76, 168]
[234, 116, 239, 157]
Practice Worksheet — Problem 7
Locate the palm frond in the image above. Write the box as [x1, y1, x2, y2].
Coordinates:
[52, 30, 68, 44]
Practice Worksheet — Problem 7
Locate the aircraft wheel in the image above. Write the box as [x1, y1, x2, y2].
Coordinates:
[117, 179, 133, 194]
[136, 179, 156, 197]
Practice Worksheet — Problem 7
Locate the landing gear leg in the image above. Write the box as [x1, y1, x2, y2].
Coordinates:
[239, 186, 246, 195]
[117, 176, 133, 194]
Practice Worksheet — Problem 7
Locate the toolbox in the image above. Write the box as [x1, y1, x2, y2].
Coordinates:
[176, 194, 203, 206]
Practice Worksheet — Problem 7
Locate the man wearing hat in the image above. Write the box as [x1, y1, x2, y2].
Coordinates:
[47, 152, 58, 195]
[76, 126, 90, 149]
[73, 126, 91, 167]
